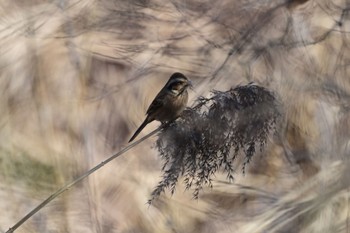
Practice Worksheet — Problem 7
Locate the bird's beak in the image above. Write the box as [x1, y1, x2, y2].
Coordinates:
[188, 80, 193, 90]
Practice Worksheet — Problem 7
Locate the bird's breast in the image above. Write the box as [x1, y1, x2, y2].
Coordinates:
[155, 91, 188, 122]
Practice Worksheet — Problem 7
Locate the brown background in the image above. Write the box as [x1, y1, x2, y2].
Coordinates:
[1, 0, 350, 232]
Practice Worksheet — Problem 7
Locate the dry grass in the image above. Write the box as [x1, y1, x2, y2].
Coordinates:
[1, 0, 350, 232]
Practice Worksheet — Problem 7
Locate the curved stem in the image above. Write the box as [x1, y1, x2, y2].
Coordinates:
[6, 126, 163, 233]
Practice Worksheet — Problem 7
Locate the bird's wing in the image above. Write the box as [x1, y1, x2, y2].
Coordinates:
[146, 91, 165, 116]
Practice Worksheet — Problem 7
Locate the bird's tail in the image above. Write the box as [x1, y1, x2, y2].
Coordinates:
[128, 118, 150, 142]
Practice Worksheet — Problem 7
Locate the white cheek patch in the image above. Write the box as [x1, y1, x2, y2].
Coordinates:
[171, 89, 179, 95]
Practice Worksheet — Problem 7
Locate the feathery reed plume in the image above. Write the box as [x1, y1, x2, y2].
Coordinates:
[149, 83, 281, 203]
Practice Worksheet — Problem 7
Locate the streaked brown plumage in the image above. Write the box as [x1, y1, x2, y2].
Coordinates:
[128, 72, 192, 142]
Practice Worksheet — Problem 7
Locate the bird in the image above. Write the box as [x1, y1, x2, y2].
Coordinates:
[128, 72, 192, 142]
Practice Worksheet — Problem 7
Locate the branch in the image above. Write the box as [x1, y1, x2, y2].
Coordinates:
[5, 125, 164, 233]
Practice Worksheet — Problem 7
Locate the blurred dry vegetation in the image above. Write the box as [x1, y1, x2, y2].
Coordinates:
[1, 0, 350, 232]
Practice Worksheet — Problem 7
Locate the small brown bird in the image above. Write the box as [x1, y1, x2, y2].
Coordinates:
[129, 72, 192, 142]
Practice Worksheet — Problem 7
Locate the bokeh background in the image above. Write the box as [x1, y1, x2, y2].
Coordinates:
[1, 0, 350, 232]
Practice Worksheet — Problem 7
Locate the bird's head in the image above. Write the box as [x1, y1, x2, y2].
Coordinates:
[166, 72, 192, 95]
